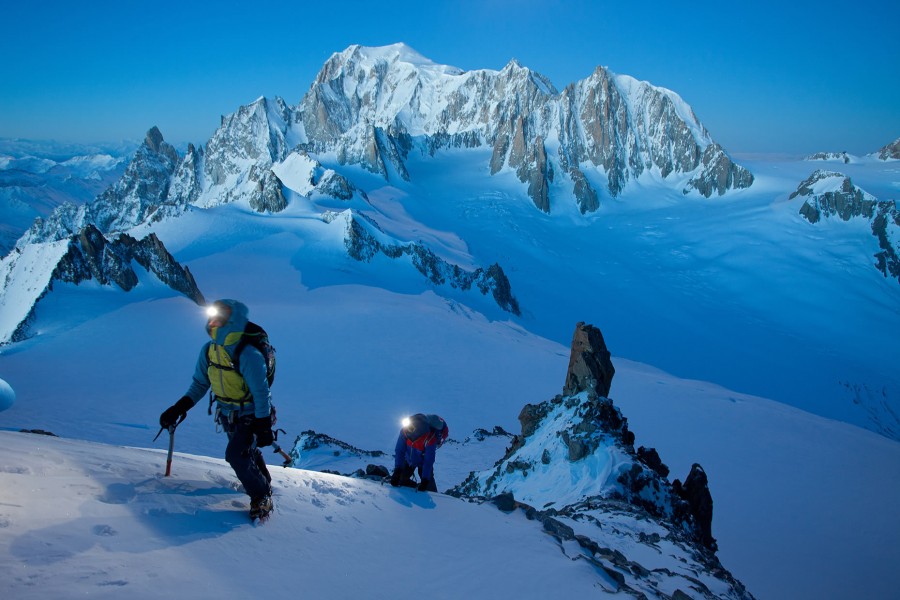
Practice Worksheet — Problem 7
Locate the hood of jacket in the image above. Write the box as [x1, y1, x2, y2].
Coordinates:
[206, 299, 249, 348]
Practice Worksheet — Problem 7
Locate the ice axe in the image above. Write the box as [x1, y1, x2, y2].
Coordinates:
[271, 442, 293, 467]
[153, 414, 186, 477]
[271, 428, 293, 467]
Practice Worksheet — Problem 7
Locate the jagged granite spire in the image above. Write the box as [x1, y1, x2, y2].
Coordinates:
[563, 322, 615, 397]
[17, 127, 183, 247]
[451, 322, 746, 597]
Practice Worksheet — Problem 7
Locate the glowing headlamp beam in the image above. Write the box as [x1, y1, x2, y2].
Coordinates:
[206, 306, 220, 318]
[401, 417, 411, 429]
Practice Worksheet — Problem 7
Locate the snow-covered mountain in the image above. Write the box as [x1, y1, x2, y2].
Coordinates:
[805, 136, 900, 164]
[4, 42, 759, 351]
[296, 44, 753, 209]
[2, 43, 900, 599]
[805, 150, 853, 164]
[450, 323, 750, 596]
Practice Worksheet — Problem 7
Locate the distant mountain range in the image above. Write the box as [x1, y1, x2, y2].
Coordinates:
[0, 140, 131, 253]
[16, 43, 759, 250]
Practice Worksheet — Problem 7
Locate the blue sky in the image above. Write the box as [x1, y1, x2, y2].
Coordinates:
[1, 0, 897, 156]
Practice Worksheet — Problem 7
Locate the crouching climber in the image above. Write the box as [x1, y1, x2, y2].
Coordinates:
[390, 413, 448, 492]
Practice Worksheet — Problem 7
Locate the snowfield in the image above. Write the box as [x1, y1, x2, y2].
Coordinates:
[0, 432, 609, 599]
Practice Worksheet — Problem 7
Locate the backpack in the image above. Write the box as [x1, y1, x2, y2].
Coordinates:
[233, 321, 277, 387]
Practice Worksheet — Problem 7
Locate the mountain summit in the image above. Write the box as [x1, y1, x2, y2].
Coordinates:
[19, 43, 753, 245]
[299, 43, 753, 210]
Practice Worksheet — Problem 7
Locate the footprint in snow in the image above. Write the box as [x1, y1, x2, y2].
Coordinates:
[92, 524, 116, 537]
[98, 483, 136, 505]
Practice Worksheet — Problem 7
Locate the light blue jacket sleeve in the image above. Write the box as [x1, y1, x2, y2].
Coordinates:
[184, 343, 211, 405]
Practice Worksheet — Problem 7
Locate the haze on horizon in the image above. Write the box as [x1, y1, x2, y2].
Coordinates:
[1, 0, 898, 157]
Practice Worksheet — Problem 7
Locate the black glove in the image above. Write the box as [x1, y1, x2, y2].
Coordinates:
[390, 468, 402, 487]
[417, 478, 432, 492]
[160, 396, 193, 428]
[253, 416, 274, 447]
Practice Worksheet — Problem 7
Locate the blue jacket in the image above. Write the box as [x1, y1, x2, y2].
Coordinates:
[183, 299, 272, 419]
[394, 415, 448, 481]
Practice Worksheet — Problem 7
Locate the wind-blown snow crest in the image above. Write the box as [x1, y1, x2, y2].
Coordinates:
[0, 239, 70, 342]
[613, 73, 711, 149]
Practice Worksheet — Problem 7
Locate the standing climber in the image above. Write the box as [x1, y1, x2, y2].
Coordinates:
[159, 299, 275, 520]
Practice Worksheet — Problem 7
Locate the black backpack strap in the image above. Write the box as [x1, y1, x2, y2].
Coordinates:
[231, 322, 260, 374]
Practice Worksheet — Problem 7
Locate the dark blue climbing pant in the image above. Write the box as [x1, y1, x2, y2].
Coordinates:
[220, 414, 272, 500]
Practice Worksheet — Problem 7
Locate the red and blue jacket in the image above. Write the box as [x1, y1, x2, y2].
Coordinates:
[394, 414, 448, 482]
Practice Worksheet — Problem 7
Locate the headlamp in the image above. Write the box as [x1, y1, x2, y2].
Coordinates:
[206, 306, 220, 318]
[401, 417, 411, 429]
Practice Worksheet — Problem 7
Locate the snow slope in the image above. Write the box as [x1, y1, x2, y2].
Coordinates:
[0, 431, 610, 599]
[1, 255, 899, 598]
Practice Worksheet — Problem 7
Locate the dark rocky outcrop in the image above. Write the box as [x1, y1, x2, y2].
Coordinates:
[343, 212, 521, 315]
[290, 430, 389, 482]
[563, 321, 615, 397]
[6, 224, 204, 343]
[248, 167, 288, 213]
[792, 170, 877, 222]
[673, 464, 717, 552]
[683, 143, 755, 197]
[491, 114, 553, 212]
[52, 224, 204, 305]
[456, 322, 717, 552]
[314, 170, 361, 201]
[293, 430, 387, 459]
[806, 151, 851, 164]
[569, 167, 600, 214]
[637, 445, 670, 479]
